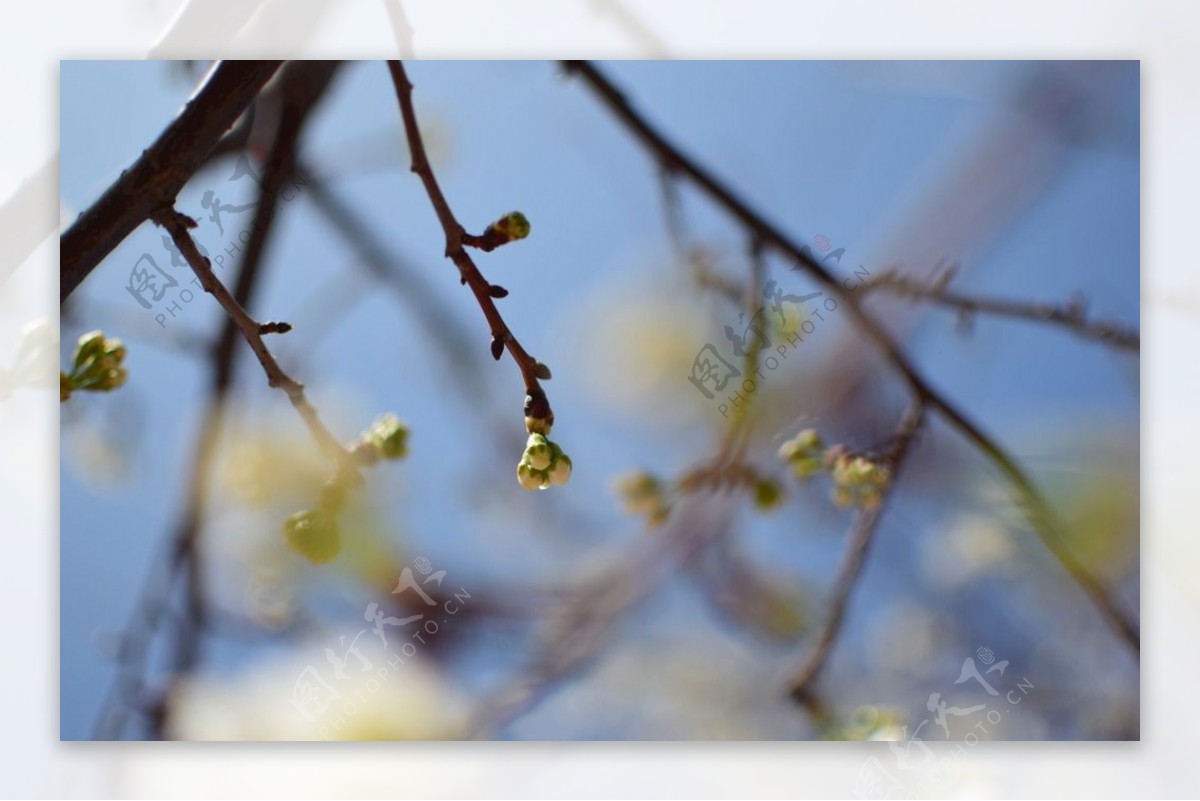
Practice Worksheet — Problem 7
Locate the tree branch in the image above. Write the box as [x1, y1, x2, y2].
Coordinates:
[386, 60, 554, 431]
[60, 60, 283, 302]
[563, 59, 1139, 654]
[860, 267, 1140, 351]
[154, 208, 350, 466]
[788, 403, 925, 708]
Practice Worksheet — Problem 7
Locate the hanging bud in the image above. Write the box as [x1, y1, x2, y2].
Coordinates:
[517, 461, 546, 491]
[524, 433, 553, 470]
[517, 433, 572, 491]
[548, 453, 572, 486]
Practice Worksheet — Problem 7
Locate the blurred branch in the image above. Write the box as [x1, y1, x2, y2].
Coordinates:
[60, 60, 283, 302]
[93, 62, 340, 739]
[386, 60, 556, 432]
[299, 163, 487, 396]
[563, 60, 1139, 655]
[472, 496, 736, 735]
[861, 267, 1140, 351]
[658, 170, 743, 307]
[787, 403, 925, 712]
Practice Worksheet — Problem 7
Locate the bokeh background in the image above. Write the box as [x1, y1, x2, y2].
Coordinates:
[59, 59, 1139, 749]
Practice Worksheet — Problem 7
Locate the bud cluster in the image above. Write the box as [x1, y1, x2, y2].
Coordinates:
[614, 470, 671, 525]
[517, 433, 572, 490]
[283, 414, 412, 565]
[779, 428, 892, 509]
[61, 330, 128, 401]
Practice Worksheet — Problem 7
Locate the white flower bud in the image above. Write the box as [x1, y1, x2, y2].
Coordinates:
[548, 454, 572, 486]
[517, 462, 544, 491]
[524, 434, 553, 470]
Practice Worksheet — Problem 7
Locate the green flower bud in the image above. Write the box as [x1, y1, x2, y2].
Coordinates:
[779, 429, 824, 480]
[752, 478, 784, 510]
[364, 413, 409, 460]
[517, 435, 571, 490]
[789, 456, 822, 480]
[517, 461, 549, 491]
[614, 471, 663, 515]
[68, 331, 128, 393]
[524, 433, 553, 470]
[72, 331, 107, 372]
[548, 453, 572, 486]
[491, 211, 530, 242]
[283, 509, 341, 564]
[828, 455, 891, 508]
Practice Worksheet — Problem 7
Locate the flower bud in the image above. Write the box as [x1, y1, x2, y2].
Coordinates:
[517, 461, 548, 491]
[524, 433, 553, 470]
[517, 435, 571, 490]
[489, 211, 531, 242]
[67, 331, 128, 394]
[614, 470, 663, 515]
[752, 478, 784, 510]
[548, 453, 572, 486]
[364, 413, 409, 460]
[72, 331, 107, 371]
[283, 509, 341, 564]
[779, 429, 824, 479]
[829, 454, 891, 508]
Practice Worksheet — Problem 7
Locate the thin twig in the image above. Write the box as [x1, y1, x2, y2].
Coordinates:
[657, 169, 744, 307]
[154, 208, 351, 468]
[60, 60, 283, 302]
[860, 268, 1140, 351]
[788, 403, 925, 708]
[472, 494, 737, 736]
[563, 60, 1139, 654]
[386, 60, 554, 429]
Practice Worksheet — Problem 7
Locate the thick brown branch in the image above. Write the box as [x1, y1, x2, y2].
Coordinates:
[564, 60, 1139, 654]
[861, 268, 1140, 351]
[386, 61, 552, 426]
[788, 403, 925, 707]
[60, 60, 283, 302]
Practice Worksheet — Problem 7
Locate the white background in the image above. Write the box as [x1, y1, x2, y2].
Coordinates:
[2, 0, 1197, 797]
